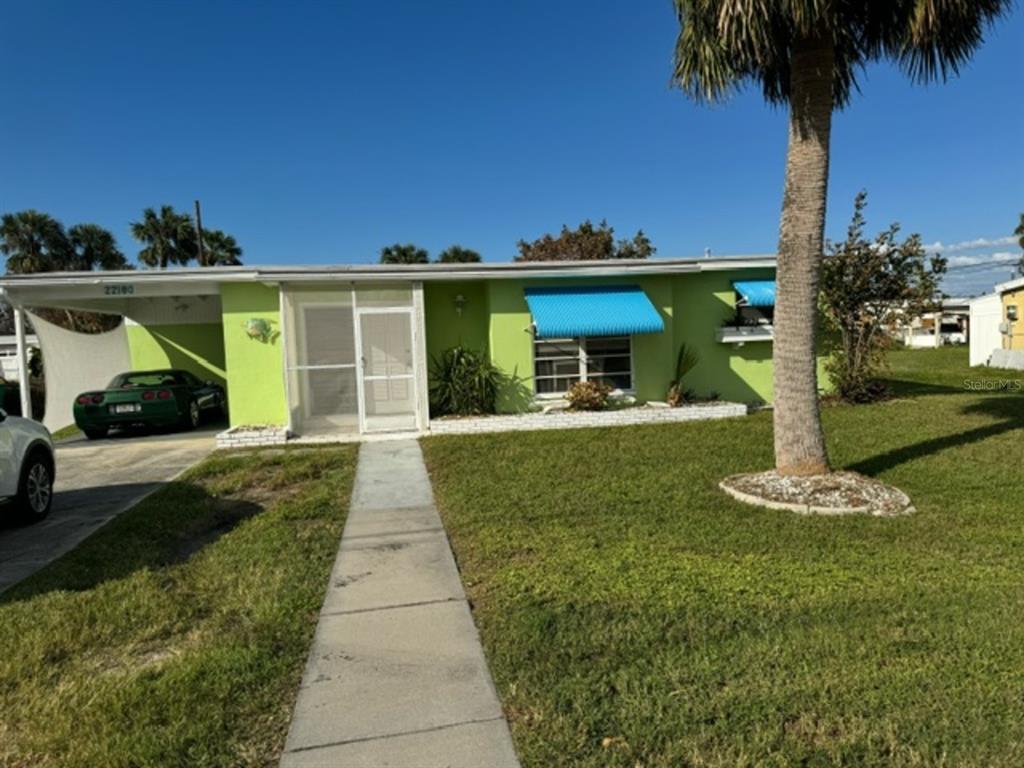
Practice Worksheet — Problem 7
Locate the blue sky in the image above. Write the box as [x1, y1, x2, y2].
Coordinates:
[1, 1, 1021, 295]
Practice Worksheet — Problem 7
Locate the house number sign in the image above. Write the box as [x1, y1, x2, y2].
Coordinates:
[104, 284, 135, 296]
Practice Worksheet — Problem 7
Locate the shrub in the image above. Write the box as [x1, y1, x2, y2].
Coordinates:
[566, 380, 612, 411]
[820, 191, 946, 404]
[429, 346, 501, 416]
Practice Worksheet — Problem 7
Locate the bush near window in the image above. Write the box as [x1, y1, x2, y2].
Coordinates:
[565, 380, 612, 411]
[429, 346, 502, 416]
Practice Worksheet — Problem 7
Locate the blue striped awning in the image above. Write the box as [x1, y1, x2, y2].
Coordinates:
[733, 280, 776, 307]
[524, 285, 664, 339]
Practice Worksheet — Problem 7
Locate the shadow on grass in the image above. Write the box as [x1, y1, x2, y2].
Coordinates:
[882, 378, 966, 398]
[849, 396, 1024, 476]
[0, 480, 263, 605]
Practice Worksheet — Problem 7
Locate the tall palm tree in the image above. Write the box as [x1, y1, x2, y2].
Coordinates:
[68, 223, 130, 271]
[199, 229, 243, 266]
[672, 1, 1010, 476]
[131, 206, 196, 269]
[0, 210, 70, 273]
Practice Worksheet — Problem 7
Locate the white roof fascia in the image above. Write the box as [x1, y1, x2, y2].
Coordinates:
[0, 256, 779, 294]
[994, 275, 1024, 295]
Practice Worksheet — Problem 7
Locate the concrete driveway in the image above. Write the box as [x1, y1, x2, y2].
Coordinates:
[0, 426, 217, 593]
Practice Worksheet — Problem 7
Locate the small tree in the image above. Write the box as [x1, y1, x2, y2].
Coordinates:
[380, 243, 429, 264]
[436, 245, 481, 263]
[820, 192, 947, 403]
[516, 219, 654, 262]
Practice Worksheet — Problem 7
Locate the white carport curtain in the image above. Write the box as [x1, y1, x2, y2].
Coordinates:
[29, 311, 131, 432]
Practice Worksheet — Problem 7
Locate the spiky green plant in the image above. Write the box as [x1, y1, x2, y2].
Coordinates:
[429, 346, 502, 416]
[667, 342, 701, 407]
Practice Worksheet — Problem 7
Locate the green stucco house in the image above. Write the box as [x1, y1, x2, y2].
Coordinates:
[0, 257, 787, 438]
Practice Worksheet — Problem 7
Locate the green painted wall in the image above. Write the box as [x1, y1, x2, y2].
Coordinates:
[459, 269, 830, 412]
[424, 281, 490, 363]
[220, 283, 288, 427]
[484, 275, 678, 411]
[486, 281, 536, 411]
[126, 324, 226, 387]
[671, 269, 778, 403]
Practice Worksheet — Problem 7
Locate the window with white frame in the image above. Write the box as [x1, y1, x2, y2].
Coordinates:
[533, 336, 633, 395]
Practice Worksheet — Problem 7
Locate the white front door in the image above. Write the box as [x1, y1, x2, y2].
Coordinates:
[356, 309, 419, 433]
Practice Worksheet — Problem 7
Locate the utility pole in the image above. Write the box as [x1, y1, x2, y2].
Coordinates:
[194, 199, 205, 266]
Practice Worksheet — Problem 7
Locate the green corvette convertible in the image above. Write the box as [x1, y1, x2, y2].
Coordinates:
[73, 369, 227, 440]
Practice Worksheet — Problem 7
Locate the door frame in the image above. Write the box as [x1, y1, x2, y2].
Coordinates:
[354, 306, 421, 434]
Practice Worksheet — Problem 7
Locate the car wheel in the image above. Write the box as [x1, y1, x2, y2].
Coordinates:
[187, 399, 201, 430]
[16, 450, 54, 522]
[83, 427, 108, 440]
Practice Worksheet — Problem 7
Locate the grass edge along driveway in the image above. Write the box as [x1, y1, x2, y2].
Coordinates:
[0, 445, 358, 768]
[422, 348, 1024, 768]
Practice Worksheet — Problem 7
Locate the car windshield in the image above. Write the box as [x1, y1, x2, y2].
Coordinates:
[109, 372, 182, 388]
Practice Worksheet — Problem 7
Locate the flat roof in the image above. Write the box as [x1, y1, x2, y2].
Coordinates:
[0, 255, 776, 290]
[995, 275, 1024, 294]
[0, 256, 778, 312]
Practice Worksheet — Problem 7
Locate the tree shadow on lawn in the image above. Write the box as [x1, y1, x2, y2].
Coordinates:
[882, 378, 964, 398]
[848, 395, 1024, 477]
[0, 480, 263, 605]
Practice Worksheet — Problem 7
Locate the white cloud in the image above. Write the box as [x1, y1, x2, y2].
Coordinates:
[925, 235, 1017, 253]
[946, 251, 1019, 268]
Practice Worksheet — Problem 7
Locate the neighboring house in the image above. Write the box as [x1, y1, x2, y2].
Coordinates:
[0, 257, 812, 435]
[897, 298, 970, 349]
[969, 276, 1024, 368]
[0, 333, 39, 380]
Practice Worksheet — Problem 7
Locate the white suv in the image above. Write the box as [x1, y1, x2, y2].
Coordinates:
[0, 408, 55, 521]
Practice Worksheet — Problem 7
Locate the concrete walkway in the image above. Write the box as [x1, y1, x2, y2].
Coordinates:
[280, 440, 519, 768]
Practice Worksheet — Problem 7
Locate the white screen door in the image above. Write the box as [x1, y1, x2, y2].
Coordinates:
[357, 309, 418, 432]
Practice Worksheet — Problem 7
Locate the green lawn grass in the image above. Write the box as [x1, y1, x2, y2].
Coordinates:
[422, 348, 1024, 767]
[0, 445, 357, 768]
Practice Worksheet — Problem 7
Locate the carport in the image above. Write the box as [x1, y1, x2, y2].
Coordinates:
[0, 270, 232, 433]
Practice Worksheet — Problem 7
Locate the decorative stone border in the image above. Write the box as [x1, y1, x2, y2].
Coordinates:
[216, 425, 289, 449]
[719, 471, 915, 517]
[429, 402, 747, 436]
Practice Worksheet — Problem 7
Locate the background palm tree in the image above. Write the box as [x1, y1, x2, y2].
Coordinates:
[68, 223, 131, 271]
[380, 243, 429, 264]
[437, 245, 481, 263]
[1, 212, 127, 333]
[0, 211, 70, 273]
[672, 0, 1010, 476]
[198, 229, 243, 266]
[131, 206, 196, 269]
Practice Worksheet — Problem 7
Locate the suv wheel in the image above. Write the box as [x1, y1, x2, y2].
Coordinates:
[17, 450, 54, 522]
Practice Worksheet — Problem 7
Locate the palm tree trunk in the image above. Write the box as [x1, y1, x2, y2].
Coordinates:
[772, 33, 834, 476]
